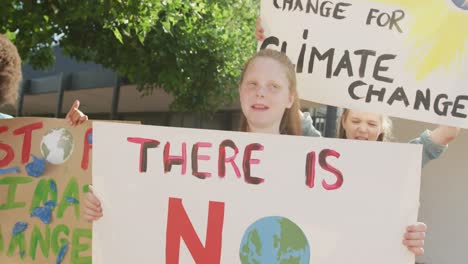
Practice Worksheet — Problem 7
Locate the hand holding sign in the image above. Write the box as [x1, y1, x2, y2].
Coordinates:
[66, 100, 88, 127]
[83, 185, 103, 222]
[403, 223, 427, 257]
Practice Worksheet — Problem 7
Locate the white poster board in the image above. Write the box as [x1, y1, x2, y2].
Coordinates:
[260, 0, 468, 128]
[92, 122, 421, 263]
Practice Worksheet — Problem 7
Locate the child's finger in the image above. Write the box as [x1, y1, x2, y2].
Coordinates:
[85, 199, 102, 212]
[68, 109, 82, 126]
[86, 192, 101, 208]
[407, 222, 427, 232]
[66, 100, 80, 119]
[404, 230, 425, 240]
[407, 246, 424, 256]
[256, 33, 264, 41]
[78, 115, 88, 124]
[402, 239, 424, 247]
[84, 213, 102, 222]
[84, 207, 103, 218]
[68, 110, 78, 125]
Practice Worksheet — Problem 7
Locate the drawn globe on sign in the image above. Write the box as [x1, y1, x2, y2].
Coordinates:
[452, 0, 468, 10]
[40, 128, 75, 165]
[240, 216, 310, 264]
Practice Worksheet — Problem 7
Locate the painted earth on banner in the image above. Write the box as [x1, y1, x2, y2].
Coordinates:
[260, 0, 468, 128]
[0, 118, 92, 264]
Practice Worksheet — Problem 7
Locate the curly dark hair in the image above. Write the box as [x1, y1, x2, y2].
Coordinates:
[0, 34, 22, 106]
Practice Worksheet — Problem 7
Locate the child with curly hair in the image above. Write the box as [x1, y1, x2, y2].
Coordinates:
[0, 34, 22, 118]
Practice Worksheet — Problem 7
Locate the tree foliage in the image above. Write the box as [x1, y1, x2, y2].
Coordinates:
[0, 0, 258, 112]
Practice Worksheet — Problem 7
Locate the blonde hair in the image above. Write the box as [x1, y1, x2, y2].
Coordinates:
[337, 108, 393, 141]
[239, 49, 301, 136]
[0, 34, 22, 106]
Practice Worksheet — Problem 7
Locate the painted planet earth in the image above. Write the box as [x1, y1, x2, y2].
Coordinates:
[240, 216, 310, 264]
[40, 128, 74, 165]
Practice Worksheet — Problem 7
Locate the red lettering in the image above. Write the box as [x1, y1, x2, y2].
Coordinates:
[319, 149, 343, 190]
[243, 143, 264, 185]
[218, 140, 241, 178]
[127, 137, 160, 172]
[81, 128, 93, 170]
[305, 151, 316, 188]
[13, 122, 43, 164]
[0, 126, 14, 167]
[192, 142, 212, 179]
[166, 198, 224, 264]
[164, 142, 187, 175]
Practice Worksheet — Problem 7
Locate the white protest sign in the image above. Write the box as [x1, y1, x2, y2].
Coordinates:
[92, 122, 421, 263]
[260, 0, 468, 128]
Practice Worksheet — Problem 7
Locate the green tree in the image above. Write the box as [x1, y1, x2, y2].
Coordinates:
[0, 0, 258, 113]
